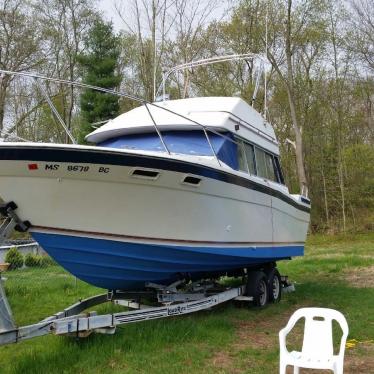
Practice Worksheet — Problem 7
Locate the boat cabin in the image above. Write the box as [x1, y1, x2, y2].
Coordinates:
[86, 97, 284, 185]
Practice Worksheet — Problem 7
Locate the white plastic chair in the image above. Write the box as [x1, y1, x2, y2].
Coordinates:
[279, 307, 349, 374]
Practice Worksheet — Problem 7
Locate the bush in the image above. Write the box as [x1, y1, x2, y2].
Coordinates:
[40, 255, 56, 266]
[24, 253, 39, 267]
[39, 255, 55, 267]
[5, 247, 24, 270]
[24, 253, 55, 268]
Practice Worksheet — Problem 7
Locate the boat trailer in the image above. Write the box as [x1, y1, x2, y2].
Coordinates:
[0, 280, 249, 346]
[0, 202, 292, 346]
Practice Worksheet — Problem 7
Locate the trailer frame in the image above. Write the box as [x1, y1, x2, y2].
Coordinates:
[0, 274, 252, 346]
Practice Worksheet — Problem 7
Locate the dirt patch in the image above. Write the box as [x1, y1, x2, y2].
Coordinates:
[209, 307, 305, 372]
[209, 350, 258, 374]
[345, 342, 374, 372]
[343, 265, 374, 288]
[309, 253, 374, 260]
[233, 315, 286, 350]
[210, 351, 236, 371]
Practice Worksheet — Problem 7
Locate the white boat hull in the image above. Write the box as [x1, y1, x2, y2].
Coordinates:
[0, 143, 310, 289]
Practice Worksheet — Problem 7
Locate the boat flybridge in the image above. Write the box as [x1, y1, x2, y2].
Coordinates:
[0, 54, 310, 307]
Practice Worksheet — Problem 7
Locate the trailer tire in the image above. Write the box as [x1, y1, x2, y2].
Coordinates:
[246, 271, 268, 307]
[267, 268, 282, 303]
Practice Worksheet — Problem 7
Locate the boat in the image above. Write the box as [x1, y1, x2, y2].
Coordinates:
[0, 57, 310, 292]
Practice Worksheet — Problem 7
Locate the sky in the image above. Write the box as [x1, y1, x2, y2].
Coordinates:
[97, 0, 123, 31]
[97, 0, 232, 34]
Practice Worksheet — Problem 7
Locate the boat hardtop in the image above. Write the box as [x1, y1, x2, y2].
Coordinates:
[86, 97, 279, 155]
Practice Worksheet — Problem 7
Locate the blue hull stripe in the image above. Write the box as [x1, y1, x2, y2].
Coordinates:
[0, 146, 310, 213]
[32, 232, 304, 291]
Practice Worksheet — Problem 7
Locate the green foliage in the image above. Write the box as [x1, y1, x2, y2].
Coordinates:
[5, 247, 24, 270]
[31, 93, 68, 144]
[343, 143, 374, 230]
[24, 253, 38, 267]
[77, 18, 121, 143]
[25, 253, 55, 268]
[344, 143, 374, 207]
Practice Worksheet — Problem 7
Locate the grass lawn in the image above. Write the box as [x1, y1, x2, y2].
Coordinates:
[0, 233, 373, 373]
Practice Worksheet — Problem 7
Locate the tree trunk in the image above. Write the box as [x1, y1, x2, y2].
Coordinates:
[285, 84, 308, 193]
[285, 0, 308, 194]
[0, 89, 6, 132]
[183, 70, 190, 98]
[0, 76, 10, 131]
[321, 166, 329, 227]
[338, 157, 346, 231]
[330, 8, 346, 231]
[152, 0, 157, 101]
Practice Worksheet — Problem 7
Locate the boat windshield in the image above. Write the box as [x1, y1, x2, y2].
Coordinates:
[98, 130, 239, 169]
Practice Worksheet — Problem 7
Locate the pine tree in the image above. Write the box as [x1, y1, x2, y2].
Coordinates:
[78, 19, 121, 143]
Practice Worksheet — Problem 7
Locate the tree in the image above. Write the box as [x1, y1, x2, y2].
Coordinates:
[266, 0, 329, 195]
[349, 0, 374, 72]
[187, 1, 266, 105]
[115, 0, 173, 102]
[77, 19, 121, 143]
[0, 0, 44, 130]
[2, 0, 96, 143]
[115, 0, 224, 101]
[36, 0, 97, 142]
[165, 0, 221, 98]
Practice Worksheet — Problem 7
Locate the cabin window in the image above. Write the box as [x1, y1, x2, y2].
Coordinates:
[237, 139, 256, 175]
[236, 136, 283, 184]
[237, 141, 248, 173]
[265, 153, 277, 181]
[274, 157, 285, 184]
[255, 148, 266, 178]
[255, 148, 277, 182]
[244, 143, 256, 174]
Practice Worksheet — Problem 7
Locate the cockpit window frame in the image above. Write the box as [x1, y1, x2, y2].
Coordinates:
[234, 135, 285, 186]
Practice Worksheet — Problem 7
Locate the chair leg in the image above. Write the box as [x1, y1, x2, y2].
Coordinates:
[334, 365, 343, 374]
[279, 362, 287, 374]
[334, 360, 344, 374]
[293, 366, 300, 374]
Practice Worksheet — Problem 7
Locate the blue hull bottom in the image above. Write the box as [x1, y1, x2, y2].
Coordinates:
[31, 232, 304, 290]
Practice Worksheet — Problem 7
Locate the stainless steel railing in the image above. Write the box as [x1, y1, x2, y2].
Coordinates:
[0, 69, 231, 166]
[0, 68, 275, 168]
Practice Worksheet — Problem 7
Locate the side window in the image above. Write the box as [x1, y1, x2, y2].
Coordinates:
[264, 153, 276, 182]
[237, 138, 280, 184]
[244, 143, 256, 175]
[255, 148, 267, 179]
[274, 157, 285, 184]
[255, 148, 277, 182]
[237, 140, 248, 173]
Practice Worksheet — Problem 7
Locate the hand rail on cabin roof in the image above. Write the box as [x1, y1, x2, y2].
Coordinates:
[157, 53, 267, 108]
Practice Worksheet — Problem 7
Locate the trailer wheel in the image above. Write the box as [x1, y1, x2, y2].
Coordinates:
[267, 268, 282, 303]
[246, 271, 268, 307]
